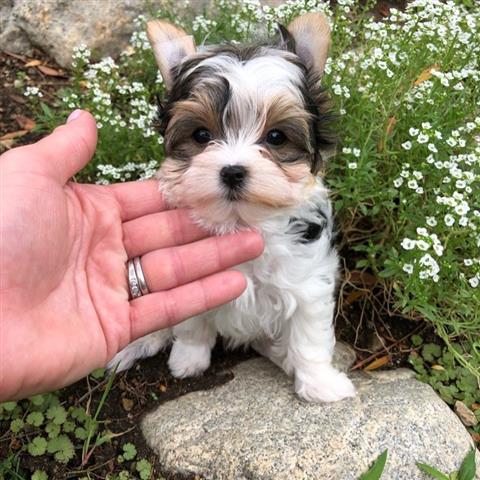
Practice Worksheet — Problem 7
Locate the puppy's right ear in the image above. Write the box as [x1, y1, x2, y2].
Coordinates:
[147, 20, 196, 90]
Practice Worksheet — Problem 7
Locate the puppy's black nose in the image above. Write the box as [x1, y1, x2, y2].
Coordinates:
[220, 165, 247, 189]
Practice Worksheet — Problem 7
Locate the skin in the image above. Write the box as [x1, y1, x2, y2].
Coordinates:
[0, 110, 264, 401]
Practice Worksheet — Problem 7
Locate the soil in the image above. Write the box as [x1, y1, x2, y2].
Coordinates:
[0, 3, 422, 476]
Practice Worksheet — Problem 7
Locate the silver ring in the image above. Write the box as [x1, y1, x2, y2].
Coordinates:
[134, 256, 150, 296]
[127, 259, 142, 299]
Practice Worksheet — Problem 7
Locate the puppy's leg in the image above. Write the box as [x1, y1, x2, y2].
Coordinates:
[107, 329, 172, 372]
[288, 298, 356, 402]
[168, 316, 216, 378]
[252, 336, 292, 375]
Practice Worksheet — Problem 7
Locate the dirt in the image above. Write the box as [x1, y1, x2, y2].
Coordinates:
[0, 50, 69, 151]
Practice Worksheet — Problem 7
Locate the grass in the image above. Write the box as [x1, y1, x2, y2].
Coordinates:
[1, 0, 479, 477]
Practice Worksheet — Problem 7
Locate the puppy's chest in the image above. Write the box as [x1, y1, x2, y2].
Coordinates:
[212, 232, 318, 340]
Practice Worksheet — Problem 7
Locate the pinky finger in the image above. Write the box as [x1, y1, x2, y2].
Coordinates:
[128, 270, 246, 341]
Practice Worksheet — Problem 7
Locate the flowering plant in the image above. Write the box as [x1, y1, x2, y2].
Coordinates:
[28, 0, 479, 377]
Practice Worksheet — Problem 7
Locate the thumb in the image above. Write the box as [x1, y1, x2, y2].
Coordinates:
[32, 109, 98, 183]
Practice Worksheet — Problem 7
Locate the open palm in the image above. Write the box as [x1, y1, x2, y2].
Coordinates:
[0, 111, 263, 400]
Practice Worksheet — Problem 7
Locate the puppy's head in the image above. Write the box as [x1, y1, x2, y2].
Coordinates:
[148, 14, 333, 233]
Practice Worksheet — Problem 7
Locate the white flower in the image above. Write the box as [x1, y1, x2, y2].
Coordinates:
[427, 143, 438, 153]
[409, 127, 419, 137]
[464, 259, 473, 266]
[426, 217, 437, 227]
[417, 240, 430, 251]
[417, 133, 429, 144]
[402, 141, 412, 150]
[407, 179, 418, 189]
[455, 202, 470, 216]
[401, 238, 416, 250]
[469, 276, 479, 288]
[403, 264, 414, 274]
[348, 162, 358, 169]
[444, 214, 455, 226]
[393, 178, 403, 188]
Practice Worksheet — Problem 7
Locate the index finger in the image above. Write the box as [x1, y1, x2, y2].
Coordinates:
[107, 179, 168, 221]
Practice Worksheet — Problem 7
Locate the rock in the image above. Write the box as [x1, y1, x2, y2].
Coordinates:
[142, 358, 478, 480]
[1, 0, 294, 68]
[332, 340, 356, 371]
[0, 0, 32, 55]
[454, 400, 478, 427]
[7, 0, 165, 68]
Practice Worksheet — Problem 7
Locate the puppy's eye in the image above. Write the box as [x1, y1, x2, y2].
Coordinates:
[193, 128, 213, 144]
[266, 129, 287, 146]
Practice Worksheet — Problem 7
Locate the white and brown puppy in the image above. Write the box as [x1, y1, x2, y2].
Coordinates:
[110, 13, 356, 402]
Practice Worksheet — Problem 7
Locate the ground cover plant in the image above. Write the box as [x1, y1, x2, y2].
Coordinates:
[1, 0, 479, 478]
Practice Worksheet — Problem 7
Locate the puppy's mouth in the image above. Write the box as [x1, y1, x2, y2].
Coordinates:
[225, 189, 244, 202]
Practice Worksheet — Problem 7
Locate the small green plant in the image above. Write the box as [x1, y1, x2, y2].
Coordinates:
[136, 458, 153, 480]
[31, 471, 48, 480]
[81, 366, 119, 465]
[417, 448, 477, 480]
[358, 448, 477, 480]
[360, 450, 388, 480]
[409, 335, 480, 441]
[118, 442, 138, 462]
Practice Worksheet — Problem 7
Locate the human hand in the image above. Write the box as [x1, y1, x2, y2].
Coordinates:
[0, 110, 263, 400]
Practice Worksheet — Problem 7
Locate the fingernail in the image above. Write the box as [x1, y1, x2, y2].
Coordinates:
[66, 109, 82, 123]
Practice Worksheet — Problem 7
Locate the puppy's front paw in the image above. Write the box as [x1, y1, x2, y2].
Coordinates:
[168, 342, 211, 378]
[108, 344, 143, 373]
[295, 366, 356, 403]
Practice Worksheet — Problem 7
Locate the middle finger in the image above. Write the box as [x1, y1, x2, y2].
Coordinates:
[139, 231, 263, 292]
[123, 209, 209, 257]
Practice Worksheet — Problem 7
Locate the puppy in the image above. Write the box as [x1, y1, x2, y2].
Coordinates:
[110, 13, 356, 402]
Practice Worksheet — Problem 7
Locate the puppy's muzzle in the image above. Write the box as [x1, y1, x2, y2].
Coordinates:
[220, 165, 248, 200]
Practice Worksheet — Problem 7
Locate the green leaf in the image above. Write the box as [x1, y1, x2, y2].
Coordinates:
[27, 436, 48, 456]
[46, 422, 61, 439]
[90, 368, 106, 379]
[411, 335, 424, 347]
[29, 395, 46, 407]
[360, 450, 388, 480]
[422, 344, 442, 362]
[27, 411, 45, 427]
[62, 420, 75, 433]
[47, 435, 75, 463]
[10, 418, 24, 433]
[31, 470, 48, 480]
[2, 401, 17, 412]
[70, 406, 88, 423]
[75, 427, 87, 440]
[416, 462, 449, 480]
[46, 405, 67, 425]
[122, 442, 137, 461]
[136, 459, 153, 480]
[458, 448, 476, 480]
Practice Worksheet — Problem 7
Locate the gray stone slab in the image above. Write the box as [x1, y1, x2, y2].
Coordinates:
[142, 358, 478, 480]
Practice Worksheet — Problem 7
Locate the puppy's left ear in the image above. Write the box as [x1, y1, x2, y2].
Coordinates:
[287, 13, 330, 76]
[147, 20, 196, 90]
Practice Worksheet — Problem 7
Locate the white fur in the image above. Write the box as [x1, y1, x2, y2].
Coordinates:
[110, 182, 356, 402]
